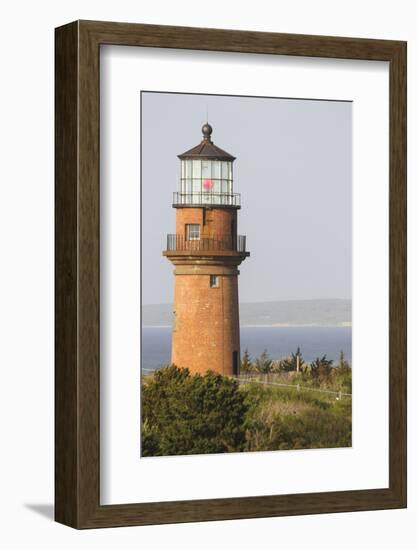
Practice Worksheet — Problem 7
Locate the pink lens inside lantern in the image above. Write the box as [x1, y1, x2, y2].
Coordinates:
[203, 178, 213, 190]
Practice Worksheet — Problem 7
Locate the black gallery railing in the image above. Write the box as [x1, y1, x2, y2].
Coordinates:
[173, 192, 241, 207]
[166, 234, 247, 253]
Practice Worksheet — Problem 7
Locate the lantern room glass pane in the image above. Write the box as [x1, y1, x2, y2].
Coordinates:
[192, 179, 201, 193]
[212, 161, 221, 179]
[185, 160, 192, 179]
[192, 160, 201, 178]
[202, 161, 211, 178]
[221, 161, 229, 179]
[213, 180, 221, 193]
[183, 179, 191, 195]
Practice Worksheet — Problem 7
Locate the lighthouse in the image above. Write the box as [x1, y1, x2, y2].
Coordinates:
[163, 123, 249, 376]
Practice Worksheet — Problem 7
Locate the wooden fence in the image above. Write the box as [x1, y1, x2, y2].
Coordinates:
[230, 374, 351, 399]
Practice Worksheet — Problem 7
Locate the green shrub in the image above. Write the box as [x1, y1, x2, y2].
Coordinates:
[254, 350, 274, 373]
[279, 347, 305, 372]
[240, 349, 253, 373]
[141, 366, 248, 456]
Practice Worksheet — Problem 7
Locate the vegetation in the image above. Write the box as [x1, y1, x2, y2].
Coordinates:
[254, 349, 274, 373]
[240, 349, 253, 373]
[141, 366, 248, 456]
[243, 383, 351, 452]
[280, 346, 305, 372]
[310, 355, 334, 385]
[141, 349, 352, 457]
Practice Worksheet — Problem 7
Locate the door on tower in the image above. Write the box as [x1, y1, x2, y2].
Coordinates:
[232, 350, 239, 375]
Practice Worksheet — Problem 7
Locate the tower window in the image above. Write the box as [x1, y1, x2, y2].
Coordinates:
[186, 224, 200, 241]
[210, 275, 219, 288]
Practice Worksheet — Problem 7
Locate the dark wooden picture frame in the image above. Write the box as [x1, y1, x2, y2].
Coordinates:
[55, 20, 407, 529]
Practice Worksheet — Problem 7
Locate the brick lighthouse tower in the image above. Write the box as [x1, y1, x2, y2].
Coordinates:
[163, 123, 249, 376]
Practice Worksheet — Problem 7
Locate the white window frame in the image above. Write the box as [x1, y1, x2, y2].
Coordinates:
[186, 224, 200, 241]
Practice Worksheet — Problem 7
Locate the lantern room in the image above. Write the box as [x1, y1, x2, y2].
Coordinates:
[174, 123, 240, 207]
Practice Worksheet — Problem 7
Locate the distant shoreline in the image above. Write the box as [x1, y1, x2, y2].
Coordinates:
[143, 323, 352, 329]
[142, 299, 352, 328]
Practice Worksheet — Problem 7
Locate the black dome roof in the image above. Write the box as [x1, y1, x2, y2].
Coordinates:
[178, 124, 236, 161]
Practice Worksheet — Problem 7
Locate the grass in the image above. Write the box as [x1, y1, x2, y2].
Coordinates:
[241, 382, 352, 452]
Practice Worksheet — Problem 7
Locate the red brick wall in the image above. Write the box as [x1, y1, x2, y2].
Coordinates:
[175, 207, 237, 240]
[175, 208, 204, 235]
[171, 272, 240, 375]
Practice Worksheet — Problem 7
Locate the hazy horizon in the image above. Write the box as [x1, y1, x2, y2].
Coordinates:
[142, 298, 352, 328]
[143, 297, 351, 307]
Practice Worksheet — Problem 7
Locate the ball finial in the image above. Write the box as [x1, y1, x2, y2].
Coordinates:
[202, 123, 213, 141]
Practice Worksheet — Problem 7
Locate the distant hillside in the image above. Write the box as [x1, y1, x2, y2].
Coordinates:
[142, 299, 351, 327]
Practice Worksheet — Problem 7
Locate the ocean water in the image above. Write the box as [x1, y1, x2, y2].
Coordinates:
[141, 326, 352, 372]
